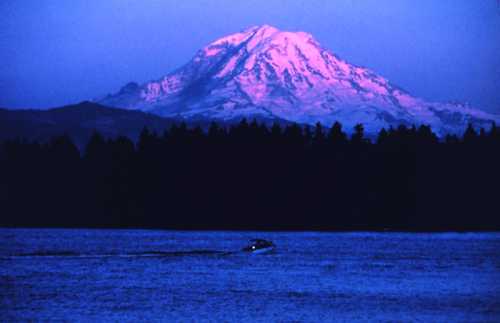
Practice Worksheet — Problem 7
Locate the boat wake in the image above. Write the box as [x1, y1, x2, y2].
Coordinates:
[1, 250, 234, 260]
[1, 239, 277, 260]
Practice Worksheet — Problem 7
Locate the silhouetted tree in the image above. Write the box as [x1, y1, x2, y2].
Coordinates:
[351, 124, 366, 145]
[463, 123, 477, 144]
[137, 126, 157, 153]
[303, 125, 313, 146]
[85, 131, 107, 160]
[377, 128, 389, 145]
[110, 136, 135, 162]
[445, 134, 460, 145]
[328, 121, 348, 146]
[47, 134, 80, 163]
[416, 125, 438, 145]
[490, 122, 498, 139]
[283, 123, 303, 146]
[270, 122, 282, 144]
[313, 122, 326, 145]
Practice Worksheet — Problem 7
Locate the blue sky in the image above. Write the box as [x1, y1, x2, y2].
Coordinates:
[1, 0, 499, 113]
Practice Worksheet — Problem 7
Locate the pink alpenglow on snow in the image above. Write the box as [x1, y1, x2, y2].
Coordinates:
[100, 25, 500, 135]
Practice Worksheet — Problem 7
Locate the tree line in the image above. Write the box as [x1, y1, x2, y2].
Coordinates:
[0, 120, 499, 231]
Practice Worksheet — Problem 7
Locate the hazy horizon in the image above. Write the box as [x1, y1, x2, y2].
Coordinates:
[1, 0, 499, 113]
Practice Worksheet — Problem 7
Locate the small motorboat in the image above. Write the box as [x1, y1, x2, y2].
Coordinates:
[242, 239, 276, 254]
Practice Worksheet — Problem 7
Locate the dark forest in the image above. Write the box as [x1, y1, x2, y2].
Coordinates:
[1, 120, 499, 231]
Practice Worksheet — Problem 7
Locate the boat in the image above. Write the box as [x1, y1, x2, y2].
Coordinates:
[242, 239, 276, 254]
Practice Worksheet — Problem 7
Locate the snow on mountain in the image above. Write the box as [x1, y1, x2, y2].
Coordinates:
[100, 25, 499, 135]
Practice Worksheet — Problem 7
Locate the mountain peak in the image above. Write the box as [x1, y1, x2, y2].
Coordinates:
[249, 24, 280, 37]
[100, 26, 499, 135]
[203, 25, 315, 55]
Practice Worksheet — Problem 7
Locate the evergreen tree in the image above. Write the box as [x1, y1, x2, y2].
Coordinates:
[270, 122, 282, 143]
[396, 125, 410, 142]
[238, 118, 249, 132]
[191, 125, 204, 140]
[138, 126, 153, 153]
[110, 136, 135, 162]
[489, 122, 499, 146]
[417, 125, 438, 145]
[258, 123, 270, 139]
[445, 134, 460, 145]
[328, 121, 347, 145]
[47, 134, 80, 168]
[351, 124, 366, 145]
[303, 125, 313, 146]
[489, 122, 498, 139]
[283, 123, 303, 146]
[463, 123, 477, 144]
[249, 119, 260, 133]
[85, 131, 107, 160]
[208, 122, 221, 140]
[479, 127, 487, 139]
[313, 122, 326, 145]
[377, 128, 389, 145]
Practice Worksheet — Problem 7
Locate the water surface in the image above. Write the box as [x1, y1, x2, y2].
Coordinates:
[1, 229, 499, 322]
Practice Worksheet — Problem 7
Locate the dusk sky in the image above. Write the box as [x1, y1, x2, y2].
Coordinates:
[1, 0, 499, 113]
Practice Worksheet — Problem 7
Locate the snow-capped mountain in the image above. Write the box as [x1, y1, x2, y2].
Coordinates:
[100, 25, 498, 135]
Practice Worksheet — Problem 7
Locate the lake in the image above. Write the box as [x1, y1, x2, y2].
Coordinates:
[1, 229, 499, 322]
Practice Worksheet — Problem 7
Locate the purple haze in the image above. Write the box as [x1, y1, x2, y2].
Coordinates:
[0, 0, 499, 113]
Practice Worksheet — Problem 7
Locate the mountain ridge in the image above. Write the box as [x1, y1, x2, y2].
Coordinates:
[0, 102, 175, 146]
[0, 101, 298, 145]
